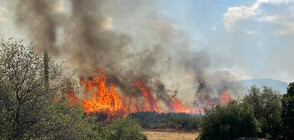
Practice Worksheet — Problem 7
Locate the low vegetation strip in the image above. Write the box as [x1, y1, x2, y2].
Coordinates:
[129, 112, 201, 130]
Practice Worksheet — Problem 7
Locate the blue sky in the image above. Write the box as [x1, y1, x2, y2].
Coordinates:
[153, 0, 294, 82]
[1, 0, 294, 82]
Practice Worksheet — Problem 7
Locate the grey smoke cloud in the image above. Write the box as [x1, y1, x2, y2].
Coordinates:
[10, 0, 241, 106]
[15, 0, 60, 54]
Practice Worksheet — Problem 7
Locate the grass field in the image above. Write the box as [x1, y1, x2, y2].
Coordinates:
[142, 129, 199, 140]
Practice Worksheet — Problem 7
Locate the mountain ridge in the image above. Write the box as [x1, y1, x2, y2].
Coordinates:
[235, 78, 289, 94]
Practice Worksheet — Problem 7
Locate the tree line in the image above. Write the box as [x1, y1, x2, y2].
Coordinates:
[129, 111, 201, 130]
[198, 85, 294, 140]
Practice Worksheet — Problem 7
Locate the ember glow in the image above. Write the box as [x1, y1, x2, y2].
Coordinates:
[63, 68, 233, 120]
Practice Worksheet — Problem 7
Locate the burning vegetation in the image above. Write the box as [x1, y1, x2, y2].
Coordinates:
[81, 70, 126, 120]
[63, 68, 233, 120]
[11, 0, 241, 120]
[1, 0, 293, 139]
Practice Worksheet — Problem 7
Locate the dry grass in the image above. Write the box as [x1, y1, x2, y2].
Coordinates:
[142, 129, 199, 140]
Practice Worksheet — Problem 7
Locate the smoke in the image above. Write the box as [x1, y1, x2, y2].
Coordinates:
[14, 0, 60, 54]
[11, 0, 242, 106]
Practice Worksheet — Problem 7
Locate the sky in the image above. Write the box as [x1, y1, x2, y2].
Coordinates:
[155, 0, 294, 82]
[0, 0, 294, 82]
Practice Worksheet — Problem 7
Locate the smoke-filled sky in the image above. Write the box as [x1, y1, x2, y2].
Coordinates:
[0, 0, 293, 84]
[155, 0, 294, 83]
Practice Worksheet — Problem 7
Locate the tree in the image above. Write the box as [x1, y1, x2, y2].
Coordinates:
[282, 82, 294, 139]
[197, 101, 259, 140]
[0, 40, 94, 139]
[108, 118, 147, 140]
[243, 86, 282, 139]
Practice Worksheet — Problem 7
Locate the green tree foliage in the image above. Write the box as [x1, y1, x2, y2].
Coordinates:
[88, 117, 147, 140]
[107, 118, 147, 140]
[33, 100, 95, 139]
[282, 82, 294, 139]
[198, 101, 259, 140]
[0, 40, 147, 140]
[0, 40, 93, 139]
[91, 121, 111, 140]
[243, 86, 282, 139]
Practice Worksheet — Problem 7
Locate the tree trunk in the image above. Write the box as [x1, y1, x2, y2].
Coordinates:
[44, 51, 49, 93]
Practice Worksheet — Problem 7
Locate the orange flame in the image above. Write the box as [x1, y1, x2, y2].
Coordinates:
[220, 91, 232, 104]
[81, 69, 128, 120]
[168, 93, 192, 113]
[61, 68, 233, 119]
[133, 79, 163, 113]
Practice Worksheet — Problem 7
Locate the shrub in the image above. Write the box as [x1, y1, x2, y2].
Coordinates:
[198, 101, 259, 140]
[108, 118, 147, 140]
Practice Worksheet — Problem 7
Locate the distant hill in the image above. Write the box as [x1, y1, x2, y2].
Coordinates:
[235, 79, 289, 94]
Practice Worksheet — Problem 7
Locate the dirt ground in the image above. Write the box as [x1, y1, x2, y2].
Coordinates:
[142, 129, 199, 140]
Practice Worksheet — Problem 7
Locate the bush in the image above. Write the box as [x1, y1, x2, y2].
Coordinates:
[107, 118, 147, 140]
[32, 100, 95, 139]
[198, 101, 259, 140]
[160, 117, 201, 130]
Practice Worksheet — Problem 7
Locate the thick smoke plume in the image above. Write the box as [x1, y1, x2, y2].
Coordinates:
[15, 0, 59, 54]
[11, 0, 242, 106]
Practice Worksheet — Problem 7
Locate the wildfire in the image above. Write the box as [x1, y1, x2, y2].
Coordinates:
[62, 68, 233, 119]
[220, 91, 232, 104]
[81, 70, 127, 120]
[168, 92, 194, 113]
[133, 80, 163, 113]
